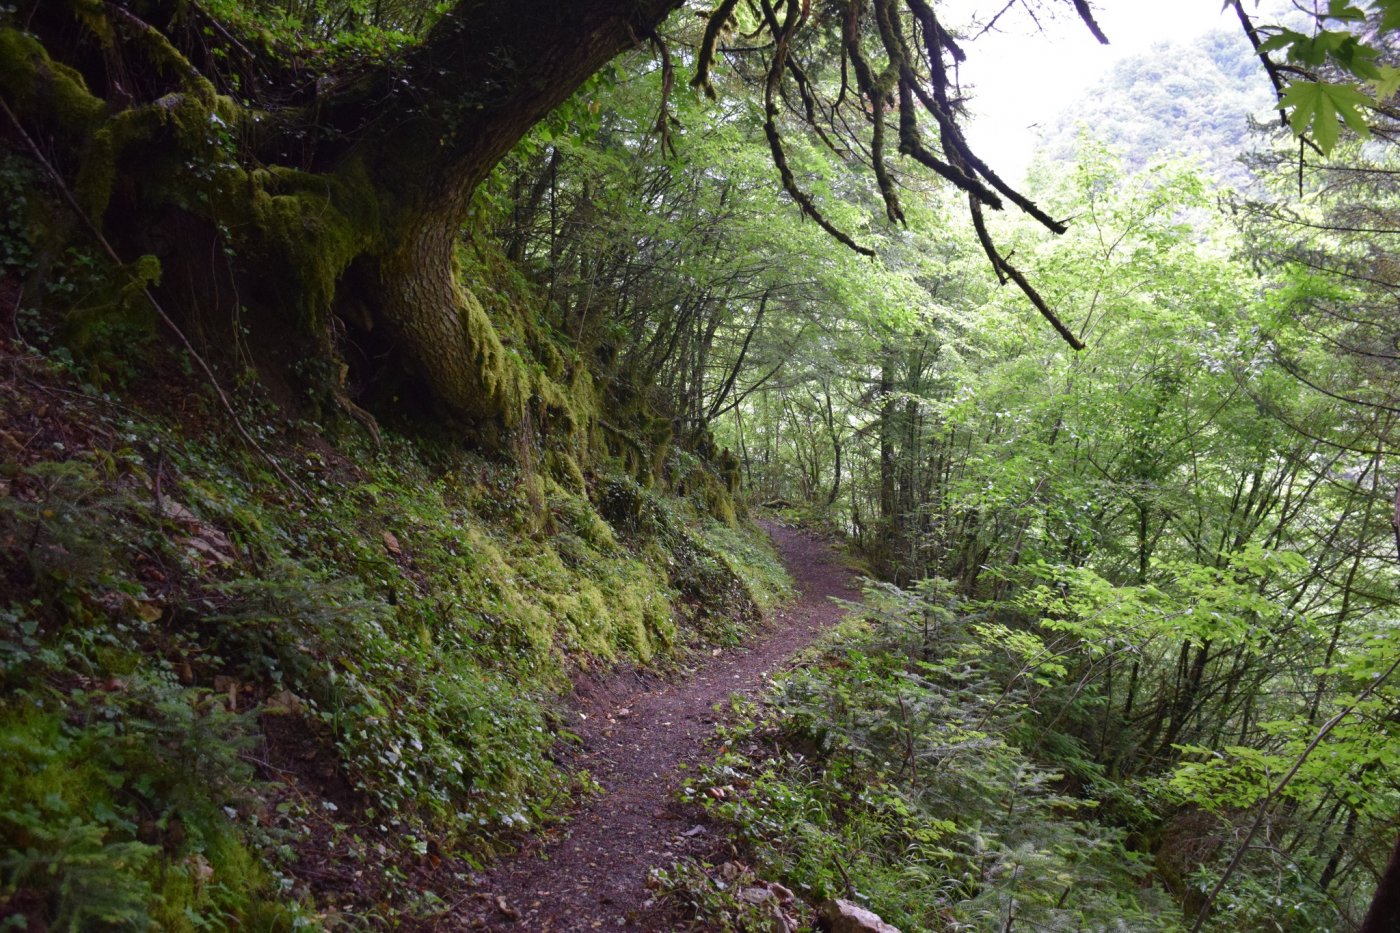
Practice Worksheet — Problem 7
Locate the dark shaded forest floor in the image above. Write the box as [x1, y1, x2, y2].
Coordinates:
[458, 521, 859, 930]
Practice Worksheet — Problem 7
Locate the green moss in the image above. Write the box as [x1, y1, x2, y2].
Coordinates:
[691, 515, 793, 612]
[546, 449, 589, 496]
[669, 450, 742, 527]
[247, 162, 380, 327]
[452, 236, 620, 445]
[460, 280, 529, 426]
[508, 532, 674, 662]
[2, 23, 378, 344]
[150, 825, 292, 932]
[534, 365, 597, 457]
[0, 707, 108, 820]
[66, 0, 116, 47]
[0, 700, 298, 930]
[548, 479, 615, 549]
[0, 29, 106, 147]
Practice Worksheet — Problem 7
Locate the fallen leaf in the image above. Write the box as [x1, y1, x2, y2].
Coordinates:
[157, 498, 200, 525]
[130, 600, 164, 623]
[264, 689, 303, 714]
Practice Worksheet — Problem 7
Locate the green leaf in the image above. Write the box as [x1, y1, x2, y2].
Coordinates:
[1286, 30, 1347, 66]
[1278, 80, 1374, 153]
[1328, 35, 1382, 78]
[1256, 28, 1306, 55]
[1375, 65, 1400, 102]
[1326, 0, 1367, 20]
[1374, 0, 1400, 32]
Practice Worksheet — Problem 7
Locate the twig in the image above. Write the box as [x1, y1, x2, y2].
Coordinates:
[832, 851, 856, 899]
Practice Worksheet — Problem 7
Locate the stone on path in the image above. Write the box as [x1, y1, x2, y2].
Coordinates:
[820, 898, 902, 933]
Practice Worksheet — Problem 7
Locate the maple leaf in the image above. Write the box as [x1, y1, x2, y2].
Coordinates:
[1278, 80, 1374, 154]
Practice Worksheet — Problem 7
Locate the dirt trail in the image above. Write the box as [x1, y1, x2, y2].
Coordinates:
[459, 521, 859, 930]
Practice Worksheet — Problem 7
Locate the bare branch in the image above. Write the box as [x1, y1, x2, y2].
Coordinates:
[968, 196, 1085, 351]
[1072, 0, 1110, 45]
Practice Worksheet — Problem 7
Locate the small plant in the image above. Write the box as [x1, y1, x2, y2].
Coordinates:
[651, 858, 801, 932]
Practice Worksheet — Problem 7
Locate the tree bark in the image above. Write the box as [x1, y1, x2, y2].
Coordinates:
[16, 0, 684, 423]
[1361, 830, 1400, 933]
[334, 0, 683, 421]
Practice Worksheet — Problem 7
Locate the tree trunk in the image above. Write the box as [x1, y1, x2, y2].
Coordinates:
[878, 346, 898, 575]
[1361, 830, 1400, 933]
[342, 0, 683, 420]
[15, 0, 685, 423]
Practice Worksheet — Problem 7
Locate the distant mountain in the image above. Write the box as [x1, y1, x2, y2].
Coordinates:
[1034, 29, 1280, 185]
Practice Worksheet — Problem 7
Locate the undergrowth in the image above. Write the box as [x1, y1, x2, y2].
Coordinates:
[0, 350, 788, 928]
[676, 580, 1178, 932]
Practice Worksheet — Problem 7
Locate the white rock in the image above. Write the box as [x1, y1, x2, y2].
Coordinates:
[821, 898, 902, 933]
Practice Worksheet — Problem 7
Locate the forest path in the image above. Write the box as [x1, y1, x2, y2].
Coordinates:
[458, 521, 860, 931]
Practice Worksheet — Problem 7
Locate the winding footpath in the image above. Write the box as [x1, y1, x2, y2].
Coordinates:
[459, 522, 859, 930]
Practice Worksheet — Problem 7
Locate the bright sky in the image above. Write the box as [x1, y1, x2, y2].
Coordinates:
[942, 0, 1255, 180]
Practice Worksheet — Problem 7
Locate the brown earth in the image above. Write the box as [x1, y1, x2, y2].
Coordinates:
[455, 520, 861, 931]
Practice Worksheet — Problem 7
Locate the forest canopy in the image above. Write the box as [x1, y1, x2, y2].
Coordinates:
[4, 0, 1395, 425]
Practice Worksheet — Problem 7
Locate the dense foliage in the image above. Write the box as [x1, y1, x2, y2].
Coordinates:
[681, 50, 1400, 933]
[3, 0, 1400, 929]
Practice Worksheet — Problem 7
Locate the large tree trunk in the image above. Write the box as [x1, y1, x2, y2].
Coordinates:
[334, 0, 683, 421]
[370, 199, 518, 424]
[1362, 830, 1400, 933]
[6, 0, 683, 424]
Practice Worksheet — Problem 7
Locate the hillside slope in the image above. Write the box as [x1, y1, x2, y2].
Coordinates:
[0, 327, 785, 928]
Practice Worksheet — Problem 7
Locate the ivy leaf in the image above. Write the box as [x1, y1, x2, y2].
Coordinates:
[1278, 80, 1374, 154]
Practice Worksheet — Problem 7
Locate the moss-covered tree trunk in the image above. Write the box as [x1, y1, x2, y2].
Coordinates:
[330, 0, 684, 424]
[4, 0, 683, 426]
[371, 194, 505, 422]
